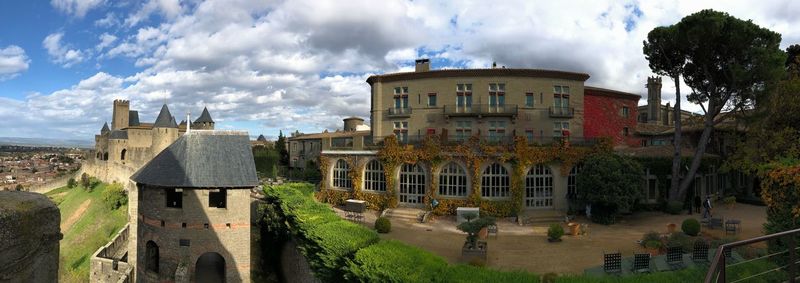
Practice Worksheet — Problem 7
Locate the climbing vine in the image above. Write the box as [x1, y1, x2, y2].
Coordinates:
[315, 134, 612, 217]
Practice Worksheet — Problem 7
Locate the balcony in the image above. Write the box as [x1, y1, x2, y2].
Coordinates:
[387, 107, 412, 118]
[549, 107, 574, 118]
[443, 104, 518, 118]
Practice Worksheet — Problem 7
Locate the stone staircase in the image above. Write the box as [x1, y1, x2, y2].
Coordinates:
[382, 207, 426, 223]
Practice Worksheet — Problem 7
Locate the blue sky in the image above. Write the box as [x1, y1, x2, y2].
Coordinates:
[0, 0, 798, 142]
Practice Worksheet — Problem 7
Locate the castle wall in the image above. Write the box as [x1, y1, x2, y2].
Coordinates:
[0, 191, 61, 283]
[136, 186, 252, 282]
[127, 128, 154, 148]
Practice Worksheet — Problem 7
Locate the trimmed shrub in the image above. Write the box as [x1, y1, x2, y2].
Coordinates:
[102, 183, 127, 210]
[346, 240, 448, 283]
[374, 217, 391, 233]
[640, 231, 661, 247]
[67, 178, 77, 188]
[667, 232, 693, 253]
[645, 240, 662, 249]
[681, 218, 701, 236]
[547, 224, 564, 241]
[665, 201, 683, 215]
[444, 265, 542, 283]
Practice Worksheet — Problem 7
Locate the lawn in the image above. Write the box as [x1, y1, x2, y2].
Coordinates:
[45, 184, 129, 282]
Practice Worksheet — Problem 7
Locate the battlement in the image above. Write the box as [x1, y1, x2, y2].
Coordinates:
[113, 99, 130, 105]
[647, 76, 662, 85]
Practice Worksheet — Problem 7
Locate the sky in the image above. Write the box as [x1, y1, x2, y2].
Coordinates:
[0, 0, 798, 142]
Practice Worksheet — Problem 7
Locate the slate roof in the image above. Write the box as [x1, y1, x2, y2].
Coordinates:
[256, 134, 267, 141]
[128, 111, 140, 126]
[101, 122, 110, 134]
[153, 104, 177, 128]
[131, 130, 259, 188]
[194, 107, 214, 123]
[109, 130, 128, 140]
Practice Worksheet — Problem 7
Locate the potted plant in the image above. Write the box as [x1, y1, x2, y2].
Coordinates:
[457, 213, 495, 263]
[547, 223, 565, 242]
[667, 223, 677, 234]
[724, 196, 736, 209]
[644, 240, 662, 256]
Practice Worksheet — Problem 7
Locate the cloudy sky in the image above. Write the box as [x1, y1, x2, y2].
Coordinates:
[0, 0, 798, 141]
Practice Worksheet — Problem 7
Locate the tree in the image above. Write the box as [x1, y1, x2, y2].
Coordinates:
[275, 130, 289, 166]
[67, 178, 77, 189]
[786, 44, 800, 76]
[643, 25, 687, 201]
[577, 153, 644, 224]
[80, 173, 90, 189]
[644, 9, 785, 201]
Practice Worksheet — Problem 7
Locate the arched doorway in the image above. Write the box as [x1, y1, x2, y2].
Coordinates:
[398, 163, 425, 204]
[120, 149, 127, 160]
[196, 252, 225, 283]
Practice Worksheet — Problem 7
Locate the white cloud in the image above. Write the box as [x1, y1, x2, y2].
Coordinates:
[43, 32, 86, 68]
[7, 0, 800, 140]
[0, 45, 30, 81]
[94, 12, 120, 28]
[50, 0, 104, 18]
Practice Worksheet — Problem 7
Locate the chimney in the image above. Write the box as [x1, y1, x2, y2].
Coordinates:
[415, 59, 430, 72]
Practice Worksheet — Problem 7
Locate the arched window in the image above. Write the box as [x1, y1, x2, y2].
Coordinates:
[96, 152, 101, 159]
[439, 162, 467, 197]
[364, 160, 386, 191]
[146, 240, 159, 273]
[525, 164, 553, 208]
[103, 152, 109, 160]
[332, 159, 351, 189]
[399, 163, 426, 204]
[567, 165, 582, 199]
[481, 163, 509, 197]
[120, 149, 127, 160]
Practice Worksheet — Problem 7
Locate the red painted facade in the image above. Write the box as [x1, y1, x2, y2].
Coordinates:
[584, 87, 641, 147]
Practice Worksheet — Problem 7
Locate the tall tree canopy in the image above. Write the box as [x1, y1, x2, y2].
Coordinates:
[643, 9, 785, 200]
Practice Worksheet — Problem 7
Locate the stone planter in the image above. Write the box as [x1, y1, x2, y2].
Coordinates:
[461, 241, 488, 263]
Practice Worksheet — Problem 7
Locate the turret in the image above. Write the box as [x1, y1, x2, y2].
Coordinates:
[646, 76, 662, 122]
[112, 100, 130, 130]
[150, 104, 179, 155]
[192, 107, 215, 130]
[100, 122, 110, 134]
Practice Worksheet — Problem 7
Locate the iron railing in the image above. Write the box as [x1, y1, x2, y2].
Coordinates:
[442, 104, 518, 117]
[549, 106, 574, 118]
[705, 227, 800, 283]
[387, 107, 412, 117]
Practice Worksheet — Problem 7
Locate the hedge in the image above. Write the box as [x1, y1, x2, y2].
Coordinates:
[346, 240, 449, 282]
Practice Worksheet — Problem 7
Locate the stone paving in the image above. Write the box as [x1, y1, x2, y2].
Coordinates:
[332, 202, 768, 275]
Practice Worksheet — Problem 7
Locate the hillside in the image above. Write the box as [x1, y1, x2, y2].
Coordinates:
[45, 184, 129, 282]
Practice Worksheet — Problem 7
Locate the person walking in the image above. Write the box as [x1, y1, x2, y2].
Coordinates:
[703, 196, 713, 219]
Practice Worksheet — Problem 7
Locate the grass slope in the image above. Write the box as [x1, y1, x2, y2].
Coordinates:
[45, 184, 128, 282]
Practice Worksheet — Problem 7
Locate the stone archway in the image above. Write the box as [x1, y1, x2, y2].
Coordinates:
[196, 252, 225, 283]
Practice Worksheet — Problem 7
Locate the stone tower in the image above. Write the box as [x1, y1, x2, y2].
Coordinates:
[192, 107, 215, 130]
[130, 131, 257, 282]
[646, 76, 662, 123]
[112, 100, 130, 130]
[150, 104, 179, 156]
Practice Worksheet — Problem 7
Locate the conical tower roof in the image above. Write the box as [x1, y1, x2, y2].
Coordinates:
[257, 134, 267, 141]
[101, 122, 110, 134]
[194, 107, 214, 124]
[153, 104, 177, 128]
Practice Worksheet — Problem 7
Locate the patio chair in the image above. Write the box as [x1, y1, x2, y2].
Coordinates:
[487, 224, 498, 238]
[692, 240, 710, 264]
[666, 246, 684, 270]
[603, 251, 622, 274]
[708, 217, 724, 229]
[632, 253, 651, 273]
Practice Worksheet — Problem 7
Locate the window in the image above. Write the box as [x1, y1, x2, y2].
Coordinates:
[393, 122, 408, 143]
[331, 137, 353, 148]
[333, 159, 352, 189]
[621, 106, 630, 118]
[553, 122, 570, 137]
[439, 162, 467, 197]
[179, 239, 191, 246]
[526, 165, 554, 208]
[646, 179, 658, 202]
[525, 92, 534, 107]
[567, 165, 582, 199]
[481, 163, 510, 198]
[456, 83, 473, 112]
[488, 121, 506, 143]
[488, 83, 506, 110]
[399, 163, 426, 204]
[623, 127, 629, 136]
[120, 149, 126, 160]
[146, 241, 159, 273]
[455, 121, 472, 142]
[209, 189, 226, 208]
[364, 160, 386, 191]
[427, 93, 437, 107]
[166, 188, 182, 208]
[525, 130, 535, 143]
[553, 85, 570, 109]
[393, 87, 409, 109]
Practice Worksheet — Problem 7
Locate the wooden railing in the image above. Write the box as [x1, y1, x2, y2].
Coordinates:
[705, 227, 800, 283]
